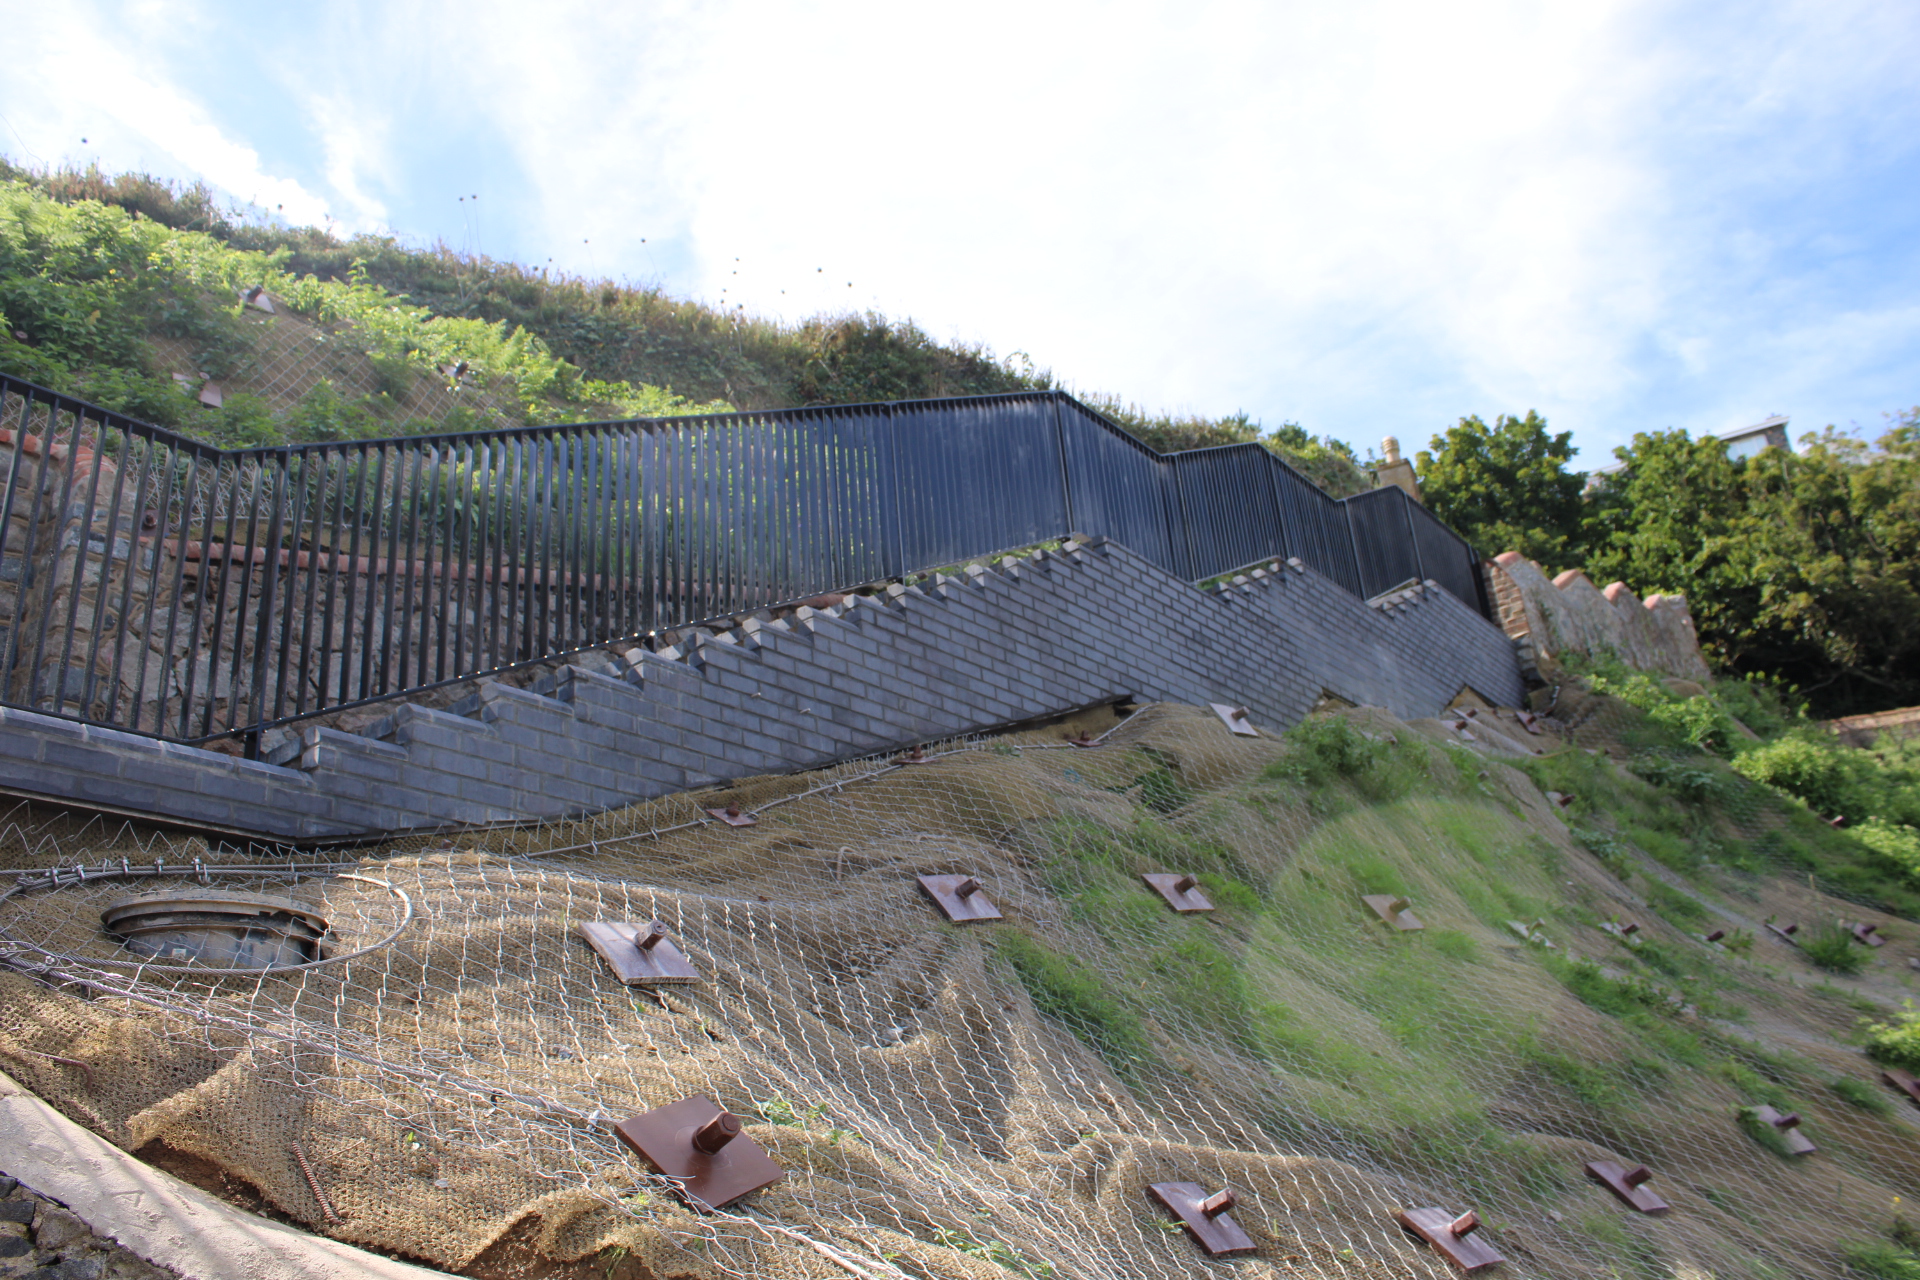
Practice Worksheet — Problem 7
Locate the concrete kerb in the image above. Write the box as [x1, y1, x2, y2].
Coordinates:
[0, 1067, 453, 1280]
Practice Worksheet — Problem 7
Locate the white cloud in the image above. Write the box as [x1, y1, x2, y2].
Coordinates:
[1, 0, 364, 229]
[4, 0, 1917, 458]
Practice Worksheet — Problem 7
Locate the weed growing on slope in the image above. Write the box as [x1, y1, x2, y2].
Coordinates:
[1800, 925, 1866, 975]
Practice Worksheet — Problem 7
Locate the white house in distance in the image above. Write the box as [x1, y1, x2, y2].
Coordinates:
[1718, 413, 1792, 461]
[1586, 413, 1792, 486]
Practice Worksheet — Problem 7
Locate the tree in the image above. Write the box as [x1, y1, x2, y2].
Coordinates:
[1585, 420, 1920, 717]
[1415, 411, 1585, 565]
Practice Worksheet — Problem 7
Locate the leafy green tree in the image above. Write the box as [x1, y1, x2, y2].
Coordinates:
[1415, 411, 1585, 564]
[1585, 419, 1920, 717]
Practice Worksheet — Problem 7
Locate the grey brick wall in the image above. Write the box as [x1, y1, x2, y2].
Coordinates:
[0, 538, 1524, 841]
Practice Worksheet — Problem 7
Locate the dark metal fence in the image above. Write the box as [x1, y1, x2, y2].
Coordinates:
[0, 373, 1487, 746]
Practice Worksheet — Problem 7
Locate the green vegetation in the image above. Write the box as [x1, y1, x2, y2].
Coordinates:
[0, 160, 1366, 488]
[1799, 924, 1866, 975]
[1416, 411, 1584, 566]
[1414, 396, 1920, 717]
[1830, 1075, 1894, 1115]
[1547, 653, 1920, 912]
[1863, 1004, 1920, 1072]
[1841, 1240, 1920, 1280]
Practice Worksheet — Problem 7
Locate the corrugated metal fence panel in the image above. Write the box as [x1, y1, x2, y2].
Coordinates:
[1170, 445, 1286, 582]
[1271, 458, 1361, 595]
[1345, 486, 1423, 599]
[1404, 494, 1480, 607]
[1054, 398, 1177, 574]
[887, 396, 1068, 574]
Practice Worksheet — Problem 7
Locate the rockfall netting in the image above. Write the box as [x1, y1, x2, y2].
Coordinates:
[3, 698, 1920, 1279]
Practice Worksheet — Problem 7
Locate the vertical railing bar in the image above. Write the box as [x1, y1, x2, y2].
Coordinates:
[374, 445, 403, 699]
[450, 436, 474, 679]
[214, 459, 266, 739]
[341, 444, 372, 707]
[618, 428, 638, 639]
[512, 436, 534, 666]
[259, 452, 301, 729]
[119, 436, 168, 734]
[583, 426, 603, 644]
[149, 446, 198, 736]
[554, 431, 573, 652]
[314, 449, 350, 714]
[93, 422, 148, 729]
[178, 456, 227, 738]
[487, 436, 509, 671]
[395, 445, 424, 690]
[285, 451, 323, 720]
[40, 403, 103, 719]
[538, 433, 557, 658]
[0, 386, 38, 693]
[430, 440, 455, 683]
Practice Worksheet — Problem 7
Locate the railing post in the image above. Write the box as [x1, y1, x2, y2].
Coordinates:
[247, 450, 290, 757]
[1401, 486, 1425, 582]
[1049, 393, 1077, 540]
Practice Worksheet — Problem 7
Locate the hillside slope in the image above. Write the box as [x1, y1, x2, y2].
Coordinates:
[7, 685, 1920, 1278]
[0, 163, 1369, 494]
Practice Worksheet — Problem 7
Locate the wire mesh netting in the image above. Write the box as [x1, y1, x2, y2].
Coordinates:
[2, 695, 1919, 1279]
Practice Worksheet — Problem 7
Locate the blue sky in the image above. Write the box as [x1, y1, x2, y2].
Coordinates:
[3, 0, 1918, 467]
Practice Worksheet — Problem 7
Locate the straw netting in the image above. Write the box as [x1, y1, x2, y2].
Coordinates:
[2, 697, 1919, 1279]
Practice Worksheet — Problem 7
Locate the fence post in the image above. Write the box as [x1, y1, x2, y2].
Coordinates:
[1401, 487, 1425, 583]
[1049, 393, 1077, 540]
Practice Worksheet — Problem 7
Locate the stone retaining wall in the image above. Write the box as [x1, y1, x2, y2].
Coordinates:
[1486, 551, 1711, 682]
[0, 537, 1524, 841]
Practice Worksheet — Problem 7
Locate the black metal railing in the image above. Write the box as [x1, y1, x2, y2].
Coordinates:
[0, 373, 1487, 745]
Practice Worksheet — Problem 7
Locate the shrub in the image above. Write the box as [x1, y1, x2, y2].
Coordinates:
[1733, 735, 1863, 817]
[1857, 818, 1920, 884]
[1799, 925, 1865, 975]
[1646, 697, 1740, 755]
[1265, 716, 1386, 788]
[1864, 1003, 1920, 1072]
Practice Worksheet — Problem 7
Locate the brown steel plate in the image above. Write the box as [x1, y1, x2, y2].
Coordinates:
[613, 1095, 782, 1210]
[1147, 1182, 1254, 1257]
[704, 806, 757, 827]
[1767, 922, 1801, 946]
[1584, 1161, 1669, 1215]
[918, 874, 1002, 923]
[1209, 703, 1259, 737]
[1396, 1207, 1504, 1272]
[1747, 1105, 1816, 1155]
[579, 922, 700, 984]
[1362, 894, 1423, 931]
[1142, 873, 1213, 913]
[1884, 1069, 1920, 1106]
[1853, 923, 1887, 947]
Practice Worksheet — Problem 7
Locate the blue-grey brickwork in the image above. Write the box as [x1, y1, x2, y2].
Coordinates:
[0, 538, 1524, 840]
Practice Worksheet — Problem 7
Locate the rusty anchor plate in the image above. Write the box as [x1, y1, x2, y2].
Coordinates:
[1584, 1161, 1669, 1215]
[1362, 894, 1424, 931]
[1143, 873, 1214, 913]
[704, 804, 757, 827]
[1148, 1182, 1254, 1256]
[1209, 703, 1259, 737]
[918, 875, 1002, 923]
[613, 1095, 783, 1211]
[1396, 1207, 1503, 1272]
[579, 922, 700, 984]
[1852, 923, 1887, 947]
[1601, 920, 1641, 943]
[1745, 1105, 1816, 1155]
[1767, 922, 1801, 946]
[1884, 1069, 1920, 1106]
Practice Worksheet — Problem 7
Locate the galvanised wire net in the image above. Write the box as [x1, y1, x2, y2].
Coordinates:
[1, 693, 1917, 1279]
